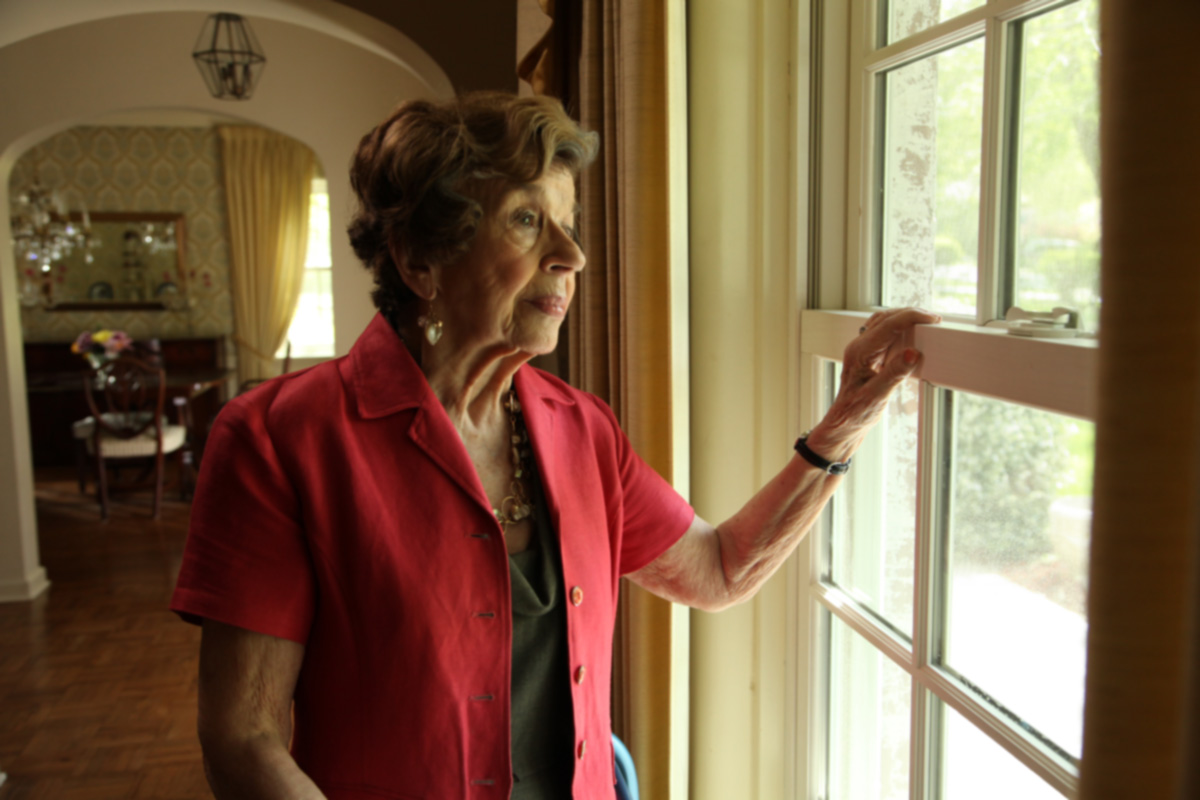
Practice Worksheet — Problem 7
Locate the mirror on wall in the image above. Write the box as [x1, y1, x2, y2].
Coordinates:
[42, 212, 187, 311]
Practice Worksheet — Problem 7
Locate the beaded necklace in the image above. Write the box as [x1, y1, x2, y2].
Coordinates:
[494, 389, 534, 531]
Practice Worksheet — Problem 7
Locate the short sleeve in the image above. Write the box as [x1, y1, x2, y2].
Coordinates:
[595, 401, 695, 576]
[170, 397, 315, 644]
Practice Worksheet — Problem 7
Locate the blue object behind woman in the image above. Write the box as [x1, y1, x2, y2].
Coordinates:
[612, 734, 638, 800]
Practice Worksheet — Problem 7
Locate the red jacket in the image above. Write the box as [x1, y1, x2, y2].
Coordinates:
[172, 314, 693, 799]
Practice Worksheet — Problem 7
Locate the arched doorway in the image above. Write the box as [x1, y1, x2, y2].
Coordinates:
[0, 4, 452, 600]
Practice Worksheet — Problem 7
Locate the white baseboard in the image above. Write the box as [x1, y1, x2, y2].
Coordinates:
[0, 567, 50, 602]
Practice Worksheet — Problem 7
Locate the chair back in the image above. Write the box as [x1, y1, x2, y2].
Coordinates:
[82, 355, 167, 442]
[132, 338, 164, 368]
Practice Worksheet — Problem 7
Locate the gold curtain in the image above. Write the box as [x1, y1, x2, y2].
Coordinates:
[217, 127, 315, 386]
[520, 2, 685, 798]
[1079, 1, 1200, 798]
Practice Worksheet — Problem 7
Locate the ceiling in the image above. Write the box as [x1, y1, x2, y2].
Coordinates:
[334, 0, 518, 94]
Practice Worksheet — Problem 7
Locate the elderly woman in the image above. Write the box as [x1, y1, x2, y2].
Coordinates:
[172, 92, 937, 799]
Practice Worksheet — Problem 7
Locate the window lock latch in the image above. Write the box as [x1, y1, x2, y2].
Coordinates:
[1004, 306, 1080, 338]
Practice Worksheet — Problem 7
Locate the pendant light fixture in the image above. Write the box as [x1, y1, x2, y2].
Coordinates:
[192, 13, 267, 100]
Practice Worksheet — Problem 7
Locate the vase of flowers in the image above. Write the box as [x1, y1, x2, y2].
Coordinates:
[71, 329, 133, 370]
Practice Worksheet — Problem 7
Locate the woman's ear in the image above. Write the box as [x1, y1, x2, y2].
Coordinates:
[389, 238, 438, 301]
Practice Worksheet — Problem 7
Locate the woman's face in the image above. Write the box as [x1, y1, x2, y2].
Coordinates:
[432, 166, 585, 358]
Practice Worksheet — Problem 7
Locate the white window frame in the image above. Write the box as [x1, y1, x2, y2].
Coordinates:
[796, 1, 1100, 797]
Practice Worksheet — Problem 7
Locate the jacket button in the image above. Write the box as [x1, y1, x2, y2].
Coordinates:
[577, 739, 587, 760]
[575, 665, 587, 684]
[570, 586, 584, 606]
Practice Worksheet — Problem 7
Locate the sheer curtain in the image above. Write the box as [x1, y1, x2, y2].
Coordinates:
[1080, 2, 1200, 798]
[521, 2, 690, 798]
[217, 127, 315, 385]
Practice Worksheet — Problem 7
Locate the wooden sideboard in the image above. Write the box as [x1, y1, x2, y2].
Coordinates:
[23, 337, 229, 468]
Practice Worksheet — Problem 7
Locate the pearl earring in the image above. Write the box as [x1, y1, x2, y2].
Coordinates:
[417, 310, 443, 346]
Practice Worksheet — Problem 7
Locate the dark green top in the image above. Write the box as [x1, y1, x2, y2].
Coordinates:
[508, 472, 575, 798]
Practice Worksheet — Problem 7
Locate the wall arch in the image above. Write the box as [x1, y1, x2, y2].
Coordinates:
[0, 6, 451, 600]
[0, 0, 453, 100]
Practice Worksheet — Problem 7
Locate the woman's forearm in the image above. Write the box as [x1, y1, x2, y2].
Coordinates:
[629, 452, 840, 612]
[202, 734, 327, 800]
[707, 407, 871, 605]
[198, 621, 322, 799]
[713, 451, 843, 603]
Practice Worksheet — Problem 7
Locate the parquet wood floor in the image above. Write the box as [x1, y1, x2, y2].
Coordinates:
[0, 470, 210, 799]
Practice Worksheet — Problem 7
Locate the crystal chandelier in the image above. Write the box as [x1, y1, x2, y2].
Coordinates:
[10, 175, 96, 306]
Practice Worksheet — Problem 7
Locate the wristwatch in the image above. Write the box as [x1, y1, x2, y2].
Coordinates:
[794, 433, 852, 475]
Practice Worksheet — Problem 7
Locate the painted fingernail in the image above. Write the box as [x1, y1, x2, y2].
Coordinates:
[904, 348, 919, 365]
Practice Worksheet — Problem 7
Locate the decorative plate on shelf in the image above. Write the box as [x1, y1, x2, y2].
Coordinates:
[87, 281, 114, 300]
[155, 281, 178, 298]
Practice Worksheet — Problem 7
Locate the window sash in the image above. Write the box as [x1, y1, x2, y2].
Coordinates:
[845, 0, 1088, 323]
[801, 309, 1091, 798]
[800, 311, 1096, 420]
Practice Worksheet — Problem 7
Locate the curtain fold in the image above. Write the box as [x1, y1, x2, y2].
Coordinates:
[217, 127, 315, 386]
[1079, 2, 1200, 798]
[520, 3, 685, 798]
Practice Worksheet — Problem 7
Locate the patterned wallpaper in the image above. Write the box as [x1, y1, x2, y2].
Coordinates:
[10, 126, 234, 344]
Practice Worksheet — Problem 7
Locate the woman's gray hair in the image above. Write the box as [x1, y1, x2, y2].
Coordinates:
[347, 92, 599, 329]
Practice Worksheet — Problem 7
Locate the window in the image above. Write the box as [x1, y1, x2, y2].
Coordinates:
[801, 0, 1100, 797]
[281, 176, 335, 359]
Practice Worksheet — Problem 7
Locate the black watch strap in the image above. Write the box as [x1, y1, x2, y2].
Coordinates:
[794, 434, 852, 475]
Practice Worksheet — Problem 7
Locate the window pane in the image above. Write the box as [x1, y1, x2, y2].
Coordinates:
[939, 700, 1065, 799]
[828, 614, 911, 800]
[887, 0, 985, 45]
[306, 177, 333, 268]
[1010, 0, 1101, 331]
[941, 391, 1092, 758]
[880, 39, 985, 315]
[288, 268, 335, 359]
[283, 178, 335, 359]
[830, 369, 920, 638]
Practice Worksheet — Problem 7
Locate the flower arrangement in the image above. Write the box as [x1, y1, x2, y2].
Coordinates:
[71, 329, 133, 369]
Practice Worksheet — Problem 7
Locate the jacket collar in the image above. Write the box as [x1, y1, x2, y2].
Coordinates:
[345, 313, 434, 419]
[514, 359, 577, 410]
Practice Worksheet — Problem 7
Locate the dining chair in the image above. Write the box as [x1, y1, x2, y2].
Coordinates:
[75, 354, 188, 520]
